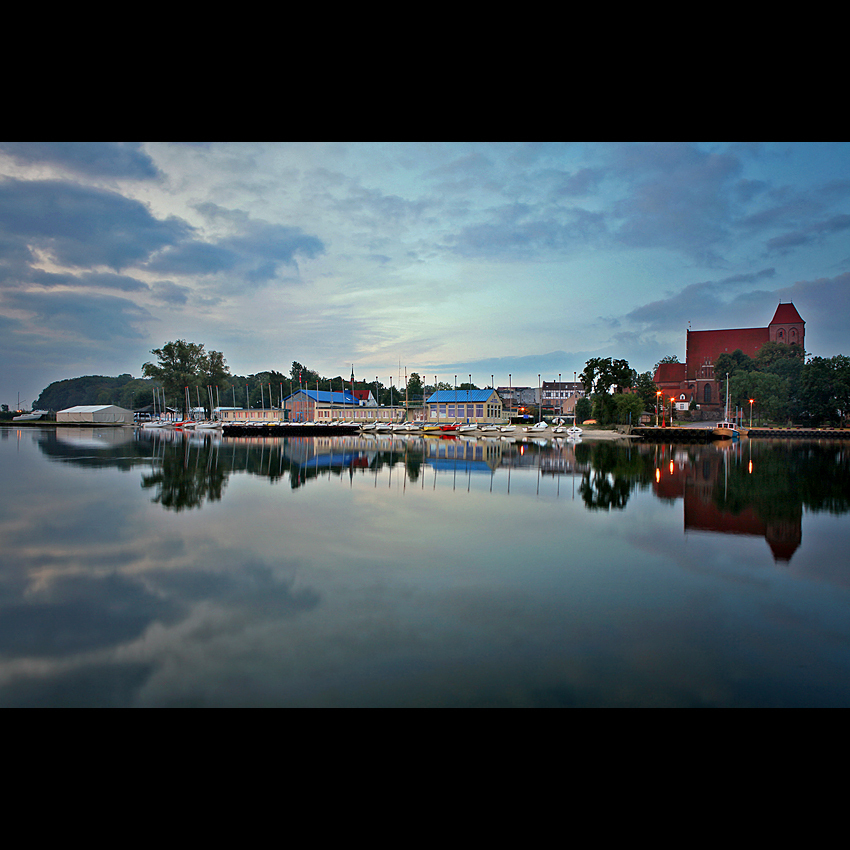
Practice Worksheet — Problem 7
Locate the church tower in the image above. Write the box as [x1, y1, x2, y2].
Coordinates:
[768, 303, 805, 349]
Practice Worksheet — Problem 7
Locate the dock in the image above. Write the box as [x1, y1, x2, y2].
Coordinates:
[632, 426, 850, 442]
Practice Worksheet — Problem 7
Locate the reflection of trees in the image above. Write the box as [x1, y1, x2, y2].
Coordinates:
[141, 438, 227, 511]
[574, 442, 657, 511]
[715, 442, 850, 520]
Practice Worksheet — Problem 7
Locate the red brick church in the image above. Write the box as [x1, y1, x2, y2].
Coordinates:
[653, 303, 805, 410]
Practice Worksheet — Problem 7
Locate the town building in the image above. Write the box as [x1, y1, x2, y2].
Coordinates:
[425, 389, 504, 423]
[653, 303, 805, 410]
[541, 381, 585, 416]
[497, 386, 539, 411]
[285, 389, 403, 423]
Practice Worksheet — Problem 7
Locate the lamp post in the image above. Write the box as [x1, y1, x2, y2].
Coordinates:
[538, 374, 542, 423]
[670, 397, 675, 426]
[656, 391, 662, 427]
[749, 398, 754, 428]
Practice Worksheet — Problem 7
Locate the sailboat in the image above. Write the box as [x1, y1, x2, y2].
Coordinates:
[713, 375, 740, 440]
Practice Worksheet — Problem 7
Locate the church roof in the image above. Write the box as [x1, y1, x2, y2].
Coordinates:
[770, 303, 804, 325]
[686, 327, 770, 381]
[654, 362, 687, 384]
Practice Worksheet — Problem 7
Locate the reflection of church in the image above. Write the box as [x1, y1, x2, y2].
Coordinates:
[653, 303, 805, 410]
[652, 445, 802, 563]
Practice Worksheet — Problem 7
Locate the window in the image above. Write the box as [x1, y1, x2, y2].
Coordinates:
[704, 384, 712, 404]
[476, 405, 484, 418]
[778, 329, 785, 341]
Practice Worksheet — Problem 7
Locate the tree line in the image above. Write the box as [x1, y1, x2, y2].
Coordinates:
[31, 341, 444, 415]
[715, 343, 849, 426]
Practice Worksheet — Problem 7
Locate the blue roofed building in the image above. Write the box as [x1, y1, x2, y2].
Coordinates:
[285, 389, 402, 423]
[425, 389, 504, 423]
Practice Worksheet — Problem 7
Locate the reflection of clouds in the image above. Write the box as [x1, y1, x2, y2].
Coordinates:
[4, 433, 850, 706]
[0, 572, 182, 658]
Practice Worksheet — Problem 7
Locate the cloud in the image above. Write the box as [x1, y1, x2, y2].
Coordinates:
[0, 178, 190, 270]
[766, 214, 850, 254]
[5, 290, 152, 340]
[152, 280, 191, 305]
[610, 143, 743, 261]
[0, 142, 160, 180]
[149, 203, 326, 286]
[626, 268, 778, 331]
[447, 203, 607, 258]
[776, 272, 850, 355]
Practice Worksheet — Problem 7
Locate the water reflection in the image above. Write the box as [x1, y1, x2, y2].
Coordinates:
[40, 432, 850, 557]
[2, 427, 847, 705]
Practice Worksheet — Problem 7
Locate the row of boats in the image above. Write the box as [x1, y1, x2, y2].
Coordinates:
[140, 418, 584, 438]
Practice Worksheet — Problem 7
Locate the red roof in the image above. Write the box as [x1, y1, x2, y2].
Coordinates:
[770, 303, 804, 325]
[654, 362, 687, 385]
[686, 327, 769, 380]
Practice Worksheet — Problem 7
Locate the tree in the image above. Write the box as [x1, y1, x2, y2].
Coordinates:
[579, 358, 634, 395]
[406, 373, 424, 402]
[801, 356, 850, 426]
[714, 349, 754, 381]
[633, 371, 659, 411]
[575, 397, 592, 424]
[142, 341, 230, 416]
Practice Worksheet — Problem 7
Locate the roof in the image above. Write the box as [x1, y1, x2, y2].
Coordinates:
[59, 405, 126, 413]
[654, 362, 687, 384]
[686, 327, 770, 380]
[770, 303, 804, 325]
[426, 390, 499, 404]
[285, 390, 359, 405]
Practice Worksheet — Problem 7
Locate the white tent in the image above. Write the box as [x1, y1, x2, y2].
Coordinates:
[56, 405, 134, 425]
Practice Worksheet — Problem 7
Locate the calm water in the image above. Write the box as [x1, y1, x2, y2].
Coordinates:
[1, 426, 849, 707]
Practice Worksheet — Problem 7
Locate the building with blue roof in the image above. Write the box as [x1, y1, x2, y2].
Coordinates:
[425, 389, 503, 423]
[285, 388, 401, 423]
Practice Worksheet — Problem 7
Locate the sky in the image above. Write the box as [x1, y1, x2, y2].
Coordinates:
[2, 141, 850, 407]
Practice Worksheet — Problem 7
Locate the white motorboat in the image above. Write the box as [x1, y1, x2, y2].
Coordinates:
[499, 425, 516, 434]
[712, 376, 739, 439]
[13, 410, 48, 421]
[524, 422, 549, 433]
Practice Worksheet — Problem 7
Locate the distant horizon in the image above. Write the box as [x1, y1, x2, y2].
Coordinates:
[3, 143, 849, 408]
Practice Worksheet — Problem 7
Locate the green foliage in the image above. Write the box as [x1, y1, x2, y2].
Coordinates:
[579, 357, 635, 395]
[714, 349, 754, 381]
[575, 397, 592, 424]
[801, 356, 850, 426]
[714, 344, 848, 426]
[406, 373, 424, 402]
[142, 340, 231, 415]
[633, 371, 660, 410]
[34, 375, 155, 411]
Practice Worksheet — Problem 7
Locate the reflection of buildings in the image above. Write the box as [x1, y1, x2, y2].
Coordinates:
[651, 444, 802, 563]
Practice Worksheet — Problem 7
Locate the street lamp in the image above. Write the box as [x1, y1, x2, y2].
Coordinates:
[749, 398, 755, 428]
[670, 397, 676, 426]
[656, 391, 663, 427]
